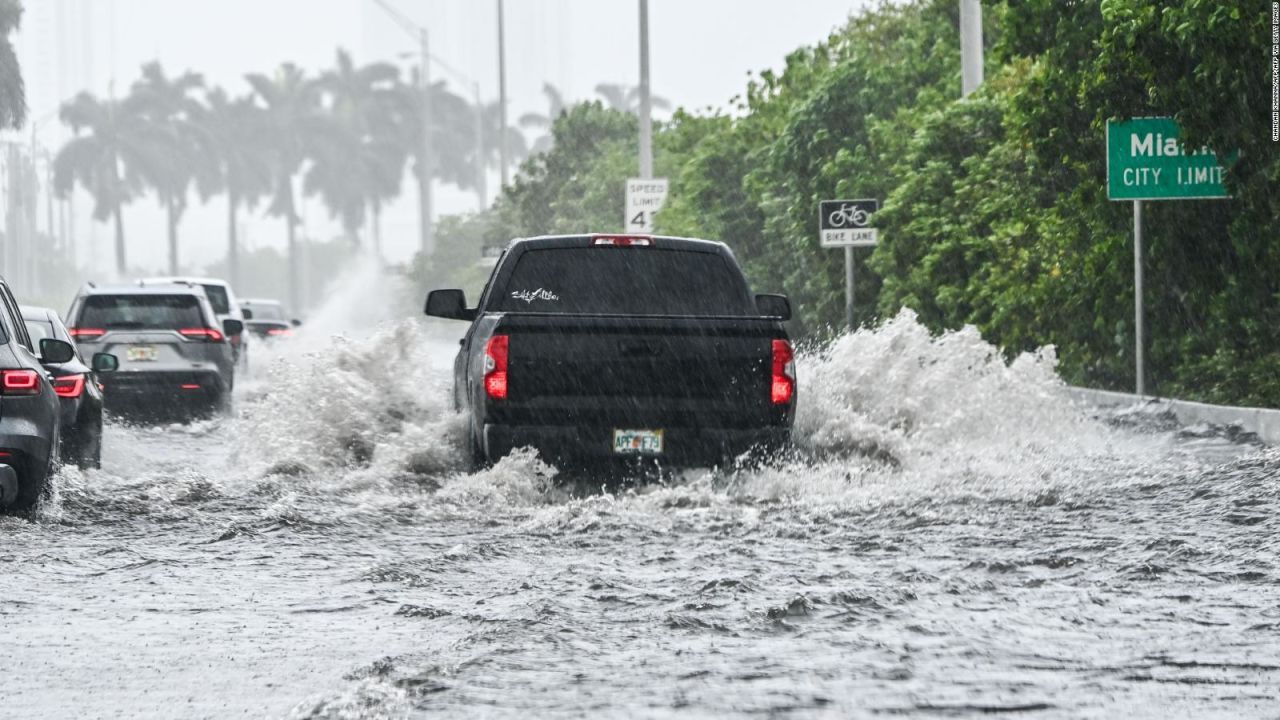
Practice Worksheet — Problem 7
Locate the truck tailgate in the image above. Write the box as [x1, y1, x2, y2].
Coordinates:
[493, 314, 782, 427]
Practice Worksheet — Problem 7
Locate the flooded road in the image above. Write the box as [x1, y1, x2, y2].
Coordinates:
[2, 289, 1278, 718]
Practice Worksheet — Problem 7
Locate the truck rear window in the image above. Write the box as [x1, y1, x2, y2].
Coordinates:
[79, 295, 205, 330]
[497, 249, 753, 315]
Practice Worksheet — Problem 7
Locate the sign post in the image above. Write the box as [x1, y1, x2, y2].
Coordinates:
[1107, 117, 1232, 396]
[625, 178, 668, 233]
[819, 199, 879, 330]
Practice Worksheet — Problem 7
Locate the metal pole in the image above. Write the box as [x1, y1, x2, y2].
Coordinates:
[474, 82, 486, 210]
[419, 28, 435, 257]
[638, 0, 653, 179]
[959, 0, 983, 97]
[1134, 199, 1144, 396]
[497, 0, 509, 188]
[844, 246, 855, 331]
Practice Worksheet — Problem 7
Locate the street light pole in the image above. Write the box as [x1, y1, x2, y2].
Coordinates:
[960, 0, 983, 97]
[497, 0, 509, 188]
[637, 0, 653, 179]
[419, 27, 435, 258]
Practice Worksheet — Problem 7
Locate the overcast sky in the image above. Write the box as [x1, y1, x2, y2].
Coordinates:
[17, 0, 869, 271]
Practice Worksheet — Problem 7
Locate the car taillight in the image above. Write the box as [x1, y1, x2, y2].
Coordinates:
[591, 235, 653, 247]
[53, 374, 86, 398]
[179, 327, 225, 342]
[771, 339, 795, 405]
[69, 328, 105, 339]
[1, 369, 41, 396]
[484, 335, 509, 400]
[267, 327, 293, 337]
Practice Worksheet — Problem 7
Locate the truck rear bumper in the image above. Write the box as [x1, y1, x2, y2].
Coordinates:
[483, 423, 790, 468]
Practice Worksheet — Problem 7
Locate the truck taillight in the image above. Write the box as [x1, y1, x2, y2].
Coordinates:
[771, 339, 795, 405]
[1, 369, 41, 396]
[484, 335, 509, 400]
[591, 235, 653, 247]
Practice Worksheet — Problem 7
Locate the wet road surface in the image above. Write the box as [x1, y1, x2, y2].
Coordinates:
[2, 307, 1278, 719]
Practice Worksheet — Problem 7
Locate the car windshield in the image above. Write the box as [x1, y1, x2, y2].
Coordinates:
[79, 295, 205, 330]
[496, 248, 752, 315]
[24, 320, 54, 342]
[246, 303, 284, 321]
[201, 285, 231, 315]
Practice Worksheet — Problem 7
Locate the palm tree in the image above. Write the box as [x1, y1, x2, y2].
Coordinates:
[0, 0, 24, 129]
[128, 62, 212, 274]
[54, 91, 164, 274]
[481, 98, 528, 187]
[306, 50, 406, 253]
[385, 68, 487, 227]
[518, 83, 567, 155]
[593, 83, 671, 114]
[202, 88, 271, 289]
[247, 63, 323, 313]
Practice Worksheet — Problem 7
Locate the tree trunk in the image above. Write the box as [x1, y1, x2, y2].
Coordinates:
[166, 195, 179, 275]
[284, 180, 299, 316]
[371, 200, 382, 262]
[112, 201, 126, 276]
[227, 190, 239, 290]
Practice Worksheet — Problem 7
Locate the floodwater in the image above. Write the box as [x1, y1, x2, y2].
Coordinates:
[2, 268, 1277, 719]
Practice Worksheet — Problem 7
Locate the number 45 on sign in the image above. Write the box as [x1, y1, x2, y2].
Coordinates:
[625, 178, 669, 233]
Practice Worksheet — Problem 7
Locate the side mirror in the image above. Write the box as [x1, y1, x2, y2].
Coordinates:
[92, 352, 119, 373]
[222, 319, 245, 337]
[291, 318, 302, 327]
[425, 289, 477, 321]
[241, 308, 255, 320]
[39, 338, 76, 364]
[755, 294, 792, 321]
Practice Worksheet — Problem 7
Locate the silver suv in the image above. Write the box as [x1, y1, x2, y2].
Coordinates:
[66, 284, 243, 414]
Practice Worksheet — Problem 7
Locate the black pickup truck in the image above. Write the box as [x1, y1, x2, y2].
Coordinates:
[425, 234, 795, 469]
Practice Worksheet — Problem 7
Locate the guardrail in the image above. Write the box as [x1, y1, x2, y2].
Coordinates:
[1066, 386, 1280, 446]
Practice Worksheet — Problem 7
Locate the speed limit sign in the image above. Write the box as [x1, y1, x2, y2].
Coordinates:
[625, 178, 669, 233]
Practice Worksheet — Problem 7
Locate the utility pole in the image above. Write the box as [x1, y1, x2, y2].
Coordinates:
[370, 0, 435, 257]
[473, 82, 487, 210]
[497, 0, 509, 188]
[419, 27, 434, 257]
[637, 0, 653, 179]
[960, 0, 983, 97]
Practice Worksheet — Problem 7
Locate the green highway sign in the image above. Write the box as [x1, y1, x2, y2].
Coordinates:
[1106, 117, 1231, 201]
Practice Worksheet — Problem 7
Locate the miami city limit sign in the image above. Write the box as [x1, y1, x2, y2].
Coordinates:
[1107, 116, 1233, 397]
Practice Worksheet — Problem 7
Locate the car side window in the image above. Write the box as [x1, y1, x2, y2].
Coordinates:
[0, 285, 32, 352]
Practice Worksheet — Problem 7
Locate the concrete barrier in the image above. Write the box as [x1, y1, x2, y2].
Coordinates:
[1066, 386, 1280, 446]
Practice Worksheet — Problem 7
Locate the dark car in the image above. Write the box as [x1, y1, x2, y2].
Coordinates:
[425, 234, 796, 470]
[66, 284, 243, 416]
[239, 298, 301, 340]
[23, 306, 118, 469]
[0, 277, 80, 512]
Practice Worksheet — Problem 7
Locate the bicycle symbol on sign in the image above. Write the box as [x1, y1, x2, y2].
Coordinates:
[828, 203, 871, 228]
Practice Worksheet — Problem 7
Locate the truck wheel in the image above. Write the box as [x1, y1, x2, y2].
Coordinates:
[468, 426, 489, 472]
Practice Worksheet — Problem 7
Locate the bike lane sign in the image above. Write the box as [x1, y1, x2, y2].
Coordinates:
[819, 199, 879, 247]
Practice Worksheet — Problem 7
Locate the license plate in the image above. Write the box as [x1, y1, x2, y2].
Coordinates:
[613, 429, 664, 454]
[126, 345, 158, 362]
